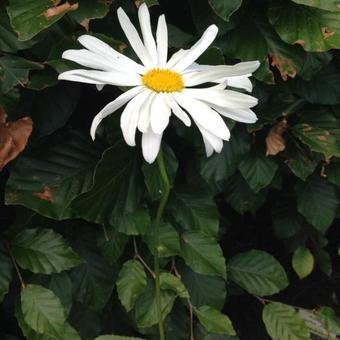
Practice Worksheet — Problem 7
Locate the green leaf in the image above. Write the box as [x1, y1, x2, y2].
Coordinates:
[135, 279, 176, 329]
[263, 302, 310, 340]
[0, 87, 20, 115]
[159, 272, 189, 298]
[142, 145, 178, 201]
[12, 228, 82, 274]
[68, 0, 111, 23]
[291, 63, 340, 105]
[0, 8, 36, 53]
[285, 145, 317, 181]
[6, 0, 78, 41]
[197, 47, 225, 65]
[317, 307, 340, 335]
[200, 127, 250, 184]
[292, 108, 340, 158]
[298, 52, 332, 80]
[30, 272, 73, 316]
[16, 299, 80, 340]
[221, 12, 305, 82]
[272, 196, 303, 239]
[179, 262, 226, 310]
[295, 176, 338, 232]
[268, 1, 340, 52]
[188, 0, 236, 36]
[170, 186, 219, 237]
[292, 246, 314, 279]
[21, 284, 66, 337]
[5, 131, 103, 219]
[0, 242, 13, 302]
[196, 306, 236, 335]
[17, 83, 81, 138]
[71, 142, 151, 235]
[70, 227, 116, 311]
[225, 172, 267, 214]
[143, 223, 181, 258]
[96, 226, 129, 265]
[95, 336, 145, 340]
[292, 0, 340, 12]
[238, 150, 278, 192]
[228, 249, 289, 296]
[327, 161, 340, 188]
[116, 260, 147, 312]
[207, 0, 242, 21]
[0, 55, 42, 93]
[181, 231, 226, 279]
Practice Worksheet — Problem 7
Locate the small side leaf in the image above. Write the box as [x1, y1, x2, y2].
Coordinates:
[196, 305, 236, 335]
[116, 260, 147, 312]
[12, 228, 82, 274]
[292, 246, 314, 279]
[263, 302, 310, 340]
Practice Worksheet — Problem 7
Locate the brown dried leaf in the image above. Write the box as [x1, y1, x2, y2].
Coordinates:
[270, 54, 297, 81]
[0, 107, 6, 123]
[80, 18, 90, 31]
[33, 186, 54, 202]
[321, 27, 335, 39]
[0, 116, 33, 170]
[43, 2, 79, 19]
[266, 119, 288, 156]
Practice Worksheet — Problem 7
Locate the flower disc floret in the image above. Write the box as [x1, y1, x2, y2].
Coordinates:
[142, 69, 184, 93]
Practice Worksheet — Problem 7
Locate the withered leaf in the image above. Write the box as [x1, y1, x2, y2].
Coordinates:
[266, 119, 288, 156]
[0, 116, 33, 170]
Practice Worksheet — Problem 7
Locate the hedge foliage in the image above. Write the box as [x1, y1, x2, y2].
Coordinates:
[0, 0, 340, 339]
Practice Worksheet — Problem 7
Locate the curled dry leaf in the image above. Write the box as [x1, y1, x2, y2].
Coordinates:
[266, 118, 288, 156]
[0, 112, 33, 170]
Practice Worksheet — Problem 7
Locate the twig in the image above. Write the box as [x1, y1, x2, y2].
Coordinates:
[6, 242, 26, 289]
[133, 237, 155, 279]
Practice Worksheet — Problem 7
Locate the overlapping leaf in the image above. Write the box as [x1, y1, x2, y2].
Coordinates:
[228, 250, 289, 296]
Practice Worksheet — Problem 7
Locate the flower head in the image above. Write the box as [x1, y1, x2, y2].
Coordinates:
[58, 4, 260, 163]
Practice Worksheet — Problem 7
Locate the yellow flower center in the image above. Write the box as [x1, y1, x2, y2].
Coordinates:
[142, 69, 184, 93]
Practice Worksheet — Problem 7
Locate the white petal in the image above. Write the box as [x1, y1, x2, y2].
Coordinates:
[182, 63, 210, 73]
[58, 69, 141, 87]
[225, 75, 253, 92]
[117, 7, 153, 68]
[62, 49, 125, 72]
[90, 86, 144, 139]
[202, 136, 214, 157]
[142, 130, 163, 164]
[196, 122, 223, 156]
[138, 3, 158, 64]
[173, 92, 230, 140]
[156, 15, 168, 67]
[120, 89, 149, 146]
[184, 88, 258, 109]
[150, 93, 171, 134]
[211, 106, 258, 124]
[172, 25, 218, 72]
[183, 61, 260, 86]
[164, 94, 191, 126]
[138, 92, 156, 133]
[166, 49, 188, 69]
[78, 35, 146, 74]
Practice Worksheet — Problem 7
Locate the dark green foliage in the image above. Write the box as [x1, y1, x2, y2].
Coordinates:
[1, 0, 340, 339]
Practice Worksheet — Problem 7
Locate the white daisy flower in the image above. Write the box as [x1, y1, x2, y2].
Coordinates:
[58, 4, 260, 163]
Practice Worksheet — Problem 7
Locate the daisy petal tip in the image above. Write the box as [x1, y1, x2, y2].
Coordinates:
[143, 149, 159, 164]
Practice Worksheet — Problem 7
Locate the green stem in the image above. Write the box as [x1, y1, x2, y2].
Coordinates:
[154, 147, 170, 340]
